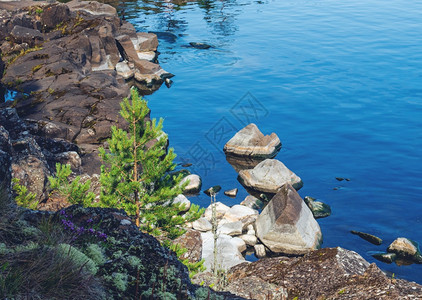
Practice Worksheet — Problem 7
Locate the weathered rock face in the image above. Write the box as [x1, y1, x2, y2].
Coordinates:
[255, 183, 322, 255]
[224, 123, 281, 159]
[238, 159, 303, 195]
[225, 247, 422, 299]
[0, 1, 171, 175]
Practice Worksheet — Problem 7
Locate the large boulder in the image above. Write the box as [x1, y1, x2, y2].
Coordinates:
[255, 183, 322, 255]
[238, 159, 303, 194]
[224, 123, 281, 159]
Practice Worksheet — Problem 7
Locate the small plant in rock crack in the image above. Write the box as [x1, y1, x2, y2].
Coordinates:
[58, 210, 108, 243]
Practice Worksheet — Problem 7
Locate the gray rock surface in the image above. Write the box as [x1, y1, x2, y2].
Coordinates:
[255, 183, 322, 255]
[192, 217, 212, 232]
[217, 221, 243, 236]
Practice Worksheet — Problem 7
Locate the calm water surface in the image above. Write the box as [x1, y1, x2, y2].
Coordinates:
[119, 0, 422, 283]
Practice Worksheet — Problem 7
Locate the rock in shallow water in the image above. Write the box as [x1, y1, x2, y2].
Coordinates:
[180, 174, 202, 194]
[238, 159, 303, 194]
[224, 123, 281, 159]
[224, 188, 238, 197]
[387, 237, 422, 263]
[255, 183, 322, 255]
[304, 196, 331, 219]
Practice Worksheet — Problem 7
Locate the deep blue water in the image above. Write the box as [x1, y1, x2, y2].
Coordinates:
[121, 0, 422, 283]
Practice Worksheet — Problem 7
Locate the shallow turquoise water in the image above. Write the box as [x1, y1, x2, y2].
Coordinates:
[122, 0, 422, 283]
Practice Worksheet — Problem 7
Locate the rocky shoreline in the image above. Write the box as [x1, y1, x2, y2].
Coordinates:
[1, 1, 422, 299]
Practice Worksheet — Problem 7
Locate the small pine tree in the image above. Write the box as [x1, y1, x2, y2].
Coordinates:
[48, 163, 94, 207]
[11, 178, 38, 209]
[99, 88, 202, 237]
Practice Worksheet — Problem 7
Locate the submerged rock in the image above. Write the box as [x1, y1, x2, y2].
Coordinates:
[255, 183, 322, 255]
[304, 196, 331, 219]
[372, 252, 397, 264]
[224, 123, 281, 159]
[238, 159, 303, 194]
[350, 230, 383, 245]
[189, 42, 212, 49]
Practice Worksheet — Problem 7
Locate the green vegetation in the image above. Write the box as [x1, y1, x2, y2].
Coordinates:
[11, 178, 38, 209]
[99, 88, 203, 238]
[48, 163, 95, 206]
[2, 89, 209, 298]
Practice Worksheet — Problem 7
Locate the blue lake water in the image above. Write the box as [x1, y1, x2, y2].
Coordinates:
[120, 0, 422, 283]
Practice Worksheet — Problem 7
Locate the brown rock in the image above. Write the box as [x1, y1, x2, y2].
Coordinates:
[173, 229, 202, 263]
[41, 3, 70, 30]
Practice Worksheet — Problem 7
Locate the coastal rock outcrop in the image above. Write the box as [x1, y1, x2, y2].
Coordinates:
[224, 247, 422, 299]
[0, 0, 171, 176]
[238, 159, 303, 194]
[224, 123, 281, 159]
[255, 183, 322, 255]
